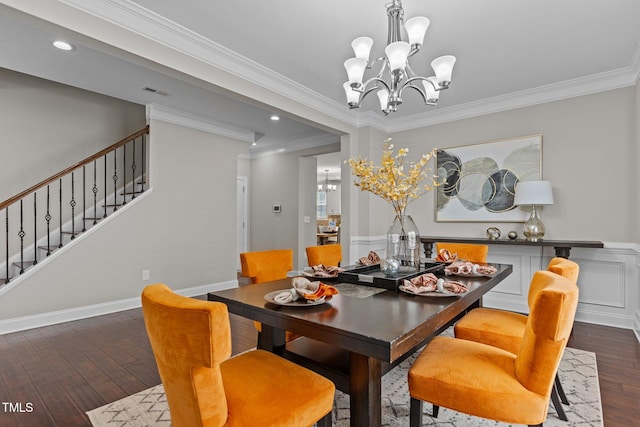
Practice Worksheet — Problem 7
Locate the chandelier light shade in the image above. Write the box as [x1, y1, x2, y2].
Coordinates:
[344, 58, 367, 86]
[431, 55, 457, 87]
[351, 37, 374, 61]
[405, 17, 430, 46]
[318, 170, 337, 192]
[342, 0, 456, 115]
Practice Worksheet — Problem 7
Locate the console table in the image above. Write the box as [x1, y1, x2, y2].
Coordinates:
[421, 236, 604, 259]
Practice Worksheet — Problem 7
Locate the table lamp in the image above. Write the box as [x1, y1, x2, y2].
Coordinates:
[513, 181, 554, 242]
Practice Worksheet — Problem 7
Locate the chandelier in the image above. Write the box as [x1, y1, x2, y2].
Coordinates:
[318, 170, 337, 192]
[343, 0, 456, 115]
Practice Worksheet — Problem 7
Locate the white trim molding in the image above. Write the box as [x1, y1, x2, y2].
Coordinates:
[61, 0, 640, 134]
[146, 104, 257, 143]
[0, 279, 238, 335]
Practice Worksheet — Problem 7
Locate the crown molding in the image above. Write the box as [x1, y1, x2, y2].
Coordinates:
[60, 0, 356, 125]
[61, 1, 640, 135]
[146, 104, 256, 143]
[247, 133, 341, 159]
[385, 56, 640, 133]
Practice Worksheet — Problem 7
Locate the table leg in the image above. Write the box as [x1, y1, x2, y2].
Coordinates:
[260, 324, 286, 355]
[349, 352, 382, 427]
[554, 247, 572, 259]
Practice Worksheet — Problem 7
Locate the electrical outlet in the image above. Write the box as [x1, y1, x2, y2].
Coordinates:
[142, 270, 150, 280]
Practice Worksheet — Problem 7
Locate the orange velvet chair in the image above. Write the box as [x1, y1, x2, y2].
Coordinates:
[239, 249, 298, 346]
[435, 242, 488, 263]
[306, 244, 342, 267]
[239, 249, 293, 285]
[453, 257, 580, 419]
[408, 270, 579, 426]
[141, 283, 334, 427]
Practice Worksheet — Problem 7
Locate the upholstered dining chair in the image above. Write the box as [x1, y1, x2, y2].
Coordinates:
[239, 249, 299, 346]
[408, 270, 579, 427]
[453, 257, 580, 420]
[306, 243, 342, 267]
[141, 283, 335, 427]
[435, 242, 488, 263]
[239, 249, 293, 285]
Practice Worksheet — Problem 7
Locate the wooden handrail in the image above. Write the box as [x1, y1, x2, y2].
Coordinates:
[0, 126, 149, 211]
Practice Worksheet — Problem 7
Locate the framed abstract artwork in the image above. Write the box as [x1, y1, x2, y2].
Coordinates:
[435, 135, 542, 222]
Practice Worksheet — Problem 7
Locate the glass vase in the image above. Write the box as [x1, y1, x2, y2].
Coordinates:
[386, 214, 421, 274]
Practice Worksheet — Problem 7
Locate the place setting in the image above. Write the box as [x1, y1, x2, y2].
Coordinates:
[264, 276, 340, 307]
[434, 248, 498, 278]
[398, 272, 469, 297]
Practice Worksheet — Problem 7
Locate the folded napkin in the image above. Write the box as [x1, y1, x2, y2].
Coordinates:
[444, 261, 497, 276]
[358, 251, 381, 266]
[273, 277, 339, 304]
[402, 272, 468, 294]
[435, 248, 458, 263]
[309, 264, 345, 278]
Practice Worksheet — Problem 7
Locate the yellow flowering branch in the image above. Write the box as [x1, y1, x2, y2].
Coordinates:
[347, 138, 441, 218]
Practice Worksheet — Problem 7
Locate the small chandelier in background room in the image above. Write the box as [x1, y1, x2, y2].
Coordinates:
[318, 170, 337, 192]
[343, 0, 456, 115]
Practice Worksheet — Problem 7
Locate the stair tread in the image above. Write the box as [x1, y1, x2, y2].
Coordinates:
[13, 260, 36, 268]
[38, 245, 60, 250]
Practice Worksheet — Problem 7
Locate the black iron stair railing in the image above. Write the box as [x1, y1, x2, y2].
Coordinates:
[0, 126, 149, 286]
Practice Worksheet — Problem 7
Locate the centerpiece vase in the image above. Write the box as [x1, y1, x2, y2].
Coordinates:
[385, 214, 421, 274]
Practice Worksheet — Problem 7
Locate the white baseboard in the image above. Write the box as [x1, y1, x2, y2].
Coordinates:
[0, 280, 238, 335]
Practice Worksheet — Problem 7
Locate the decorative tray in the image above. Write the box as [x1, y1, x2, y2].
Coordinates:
[337, 262, 446, 291]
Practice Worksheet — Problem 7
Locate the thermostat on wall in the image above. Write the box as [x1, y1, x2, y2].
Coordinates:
[272, 204, 281, 213]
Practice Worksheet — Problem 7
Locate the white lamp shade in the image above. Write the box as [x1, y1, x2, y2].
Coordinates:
[344, 58, 367, 87]
[377, 89, 389, 111]
[343, 82, 360, 104]
[405, 16, 430, 46]
[514, 181, 554, 206]
[351, 37, 373, 61]
[422, 77, 440, 102]
[431, 55, 456, 86]
[385, 41, 410, 71]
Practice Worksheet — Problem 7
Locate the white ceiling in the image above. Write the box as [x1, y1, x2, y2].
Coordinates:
[2, 0, 640, 174]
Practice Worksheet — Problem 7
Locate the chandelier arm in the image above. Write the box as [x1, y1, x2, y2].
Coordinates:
[359, 78, 390, 103]
[407, 44, 421, 59]
[404, 65, 439, 91]
[402, 83, 438, 106]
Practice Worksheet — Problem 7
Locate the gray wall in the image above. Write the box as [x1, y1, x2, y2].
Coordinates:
[0, 68, 145, 201]
[0, 74, 246, 319]
[350, 86, 638, 243]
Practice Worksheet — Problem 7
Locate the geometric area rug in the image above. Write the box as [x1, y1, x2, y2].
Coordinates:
[87, 347, 602, 427]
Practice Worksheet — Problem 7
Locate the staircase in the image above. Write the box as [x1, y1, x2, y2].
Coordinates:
[0, 126, 149, 286]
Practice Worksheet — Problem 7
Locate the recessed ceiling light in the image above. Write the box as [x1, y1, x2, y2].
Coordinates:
[270, 115, 280, 121]
[252, 142, 257, 146]
[52, 40, 74, 51]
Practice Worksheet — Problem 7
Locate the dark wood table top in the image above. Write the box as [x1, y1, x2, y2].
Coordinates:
[208, 263, 512, 363]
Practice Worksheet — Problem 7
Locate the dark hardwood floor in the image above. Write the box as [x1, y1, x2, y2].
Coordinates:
[0, 302, 638, 426]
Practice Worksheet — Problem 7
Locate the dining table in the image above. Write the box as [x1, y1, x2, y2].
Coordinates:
[208, 262, 512, 427]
